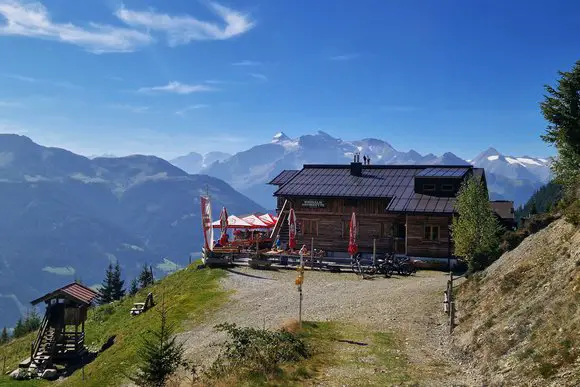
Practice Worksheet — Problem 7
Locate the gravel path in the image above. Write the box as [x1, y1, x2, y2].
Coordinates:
[177, 267, 480, 386]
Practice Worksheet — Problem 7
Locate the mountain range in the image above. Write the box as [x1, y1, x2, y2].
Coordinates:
[171, 131, 551, 209]
[0, 134, 263, 330]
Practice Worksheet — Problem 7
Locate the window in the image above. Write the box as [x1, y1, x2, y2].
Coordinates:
[302, 219, 319, 236]
[423, 184, 436, 192]
[441, 184, 454, 192]
[424, 225, 440, 241]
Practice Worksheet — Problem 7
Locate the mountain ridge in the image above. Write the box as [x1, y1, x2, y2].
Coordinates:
[0, 134, 263, 330]
[170, 131, 551, 208]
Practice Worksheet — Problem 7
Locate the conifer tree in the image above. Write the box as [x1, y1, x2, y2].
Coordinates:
[0, 326, 8, 344]
[12, 319, 24, 338]
[138, 264, 154, 289]
[541, 60, 580, 194]
[99, 263, 115, 304]
[131, 297, 186, 386]
[111, 263, 126, 301]
[23, 309, 41, 333]
[130, 278, 139, 296]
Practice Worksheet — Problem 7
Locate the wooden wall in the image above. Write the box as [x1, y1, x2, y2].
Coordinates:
[281, 196, 453, 258]
[406, 215, 452, 258]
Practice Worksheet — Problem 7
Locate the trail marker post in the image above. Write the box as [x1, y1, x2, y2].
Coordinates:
[296, 250, 305, 329]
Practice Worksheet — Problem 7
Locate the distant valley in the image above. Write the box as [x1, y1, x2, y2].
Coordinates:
[0, 134, 263, 330]
[171, 131, 552, 209]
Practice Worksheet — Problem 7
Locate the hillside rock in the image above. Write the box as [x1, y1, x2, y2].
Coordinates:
[454, 219, 580, 386]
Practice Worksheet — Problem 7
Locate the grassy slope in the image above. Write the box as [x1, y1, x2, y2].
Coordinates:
[455, 219, 580, 385]
[0, 265, 227, 386]
[218, 321, 414, 387]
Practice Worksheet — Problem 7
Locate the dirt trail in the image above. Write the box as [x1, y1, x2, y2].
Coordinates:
[178, 268, 480, 386]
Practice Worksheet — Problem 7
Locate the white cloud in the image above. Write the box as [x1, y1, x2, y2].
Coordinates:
[232, 60, 261, 66]
[3, 73, 81, 89]
[138, 81, 217, 95]
[0, 100, 21, 107]
[175, 104, 209, 116]
[0, 0, 153, 53]
[115, 1, 255, 46]
[109, 104, 149, 113]
[249, 73, 267, 82]
[329, 53, 361, 61]
[0, 1, 254, 53]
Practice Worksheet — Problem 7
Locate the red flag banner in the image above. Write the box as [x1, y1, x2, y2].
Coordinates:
[200, 196, 214, 251]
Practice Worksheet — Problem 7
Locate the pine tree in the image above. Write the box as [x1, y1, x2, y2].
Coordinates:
[130, 297, 186, 386]
[541, 60, 580, 194]
[529, 201, 538, 215]
[452, 176, 502, 273]
[0, 326, 9, 344]
[138, 264, 154, 289]
[130, 278, 139, 296]
[23, 309, 41, 333]
[99, 263, 115, 304]
[12, 319, 25, 338]
[111, 263, 126, 301]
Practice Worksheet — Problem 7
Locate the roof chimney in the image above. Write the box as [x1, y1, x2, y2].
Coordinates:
[350, 161, 363, 176]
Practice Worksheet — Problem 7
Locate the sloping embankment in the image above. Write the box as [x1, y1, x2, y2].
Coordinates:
[454, 219, 580, 386]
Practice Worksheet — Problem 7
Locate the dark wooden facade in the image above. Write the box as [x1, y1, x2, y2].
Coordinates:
[279, 197, 453, 258]
[269, 164, 486, 259]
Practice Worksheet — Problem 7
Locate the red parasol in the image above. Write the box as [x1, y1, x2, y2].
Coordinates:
[348, 211, 358, 256]
[288, 208, 297, 250]
[219, 207, 229, 245]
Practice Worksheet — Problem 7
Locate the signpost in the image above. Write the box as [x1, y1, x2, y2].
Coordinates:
[296, 248, 305, 329]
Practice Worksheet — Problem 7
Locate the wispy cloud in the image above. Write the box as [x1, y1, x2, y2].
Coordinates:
[175, 104, 209, 116]
[232, 60, 261, 66]
[115, 2, 255, 46]
[109, 104, 149, 113]
[138, 81, 217, 95]
[329, 53, 361, 61]
[249, 73, 267, 82]
[105, 76, 124, 81]
[0, 1, 254, 53]
[0, 100, 21, 107]
[2, 73, 81, 89]
[0, 0, 153, 53]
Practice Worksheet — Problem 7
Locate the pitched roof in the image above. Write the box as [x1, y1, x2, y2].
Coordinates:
[273, 164, 478, 214]
[268, 170, 299, 185]
[31, 282, 99, 306]
[490, 200, 515, 220]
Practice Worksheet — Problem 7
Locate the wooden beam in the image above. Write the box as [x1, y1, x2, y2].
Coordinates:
[405, 214, 408, 256]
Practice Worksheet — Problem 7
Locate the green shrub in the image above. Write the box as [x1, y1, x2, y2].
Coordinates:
[499, 213, 558, 254]
[564, 199, 580, 226]
[207, 323, 310, 381]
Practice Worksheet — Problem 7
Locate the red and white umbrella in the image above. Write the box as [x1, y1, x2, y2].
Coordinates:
[242, 214, 270, 229]
[288, 208, 297, 250]
[211, 215, 252, 229]
[348, 211, 358, 256]
[219, 207, 229, 244]
[258, 213, 277, 227]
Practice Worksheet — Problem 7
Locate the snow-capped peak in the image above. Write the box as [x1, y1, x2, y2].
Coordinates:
[272, 131, 291, 143]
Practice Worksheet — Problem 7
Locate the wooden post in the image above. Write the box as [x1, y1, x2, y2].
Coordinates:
[404, 214, 408, 255]
[449, 301, 455, 334]
[298, 252, 304, 329]
[373, 239, 376, 266]
[310, 237, 314, 269]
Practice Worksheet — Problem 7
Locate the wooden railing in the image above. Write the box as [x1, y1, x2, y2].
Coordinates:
[31, 309, 50, 361]
[270, 200, 288, 239]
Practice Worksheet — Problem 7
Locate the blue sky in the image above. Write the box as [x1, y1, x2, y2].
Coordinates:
[0, 0, 578, 160]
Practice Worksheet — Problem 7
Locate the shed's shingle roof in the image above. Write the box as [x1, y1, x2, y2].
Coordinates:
[31, 282, 99, 306]
[273, 164, 478, 214]
[268, 170, 299, 185]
